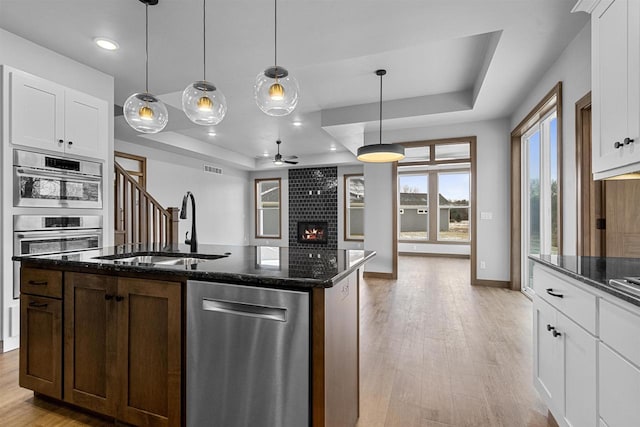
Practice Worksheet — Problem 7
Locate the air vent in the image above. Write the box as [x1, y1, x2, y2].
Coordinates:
[204, 164, 223, 175]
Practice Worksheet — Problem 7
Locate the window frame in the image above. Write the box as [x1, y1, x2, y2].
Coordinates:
[510, 81, 563, 293]
[436, 170, 472, 243]
[343, 174, 365, 241]
[255, 178, 282, 239]
[398, 165, 471, 245]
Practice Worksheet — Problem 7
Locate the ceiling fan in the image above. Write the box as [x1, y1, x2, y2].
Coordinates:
[273, 140, 298, 165]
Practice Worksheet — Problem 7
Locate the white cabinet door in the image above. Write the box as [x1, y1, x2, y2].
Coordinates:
[64, 89, 107, 159]
[559, 312, 597, 427]
[10, 71, 64, 152]
[592, 0, 640, 176]
[533, 296, 563, 410]
[599, 342, 640, 427]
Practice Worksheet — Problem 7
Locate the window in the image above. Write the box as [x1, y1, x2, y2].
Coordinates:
[399, 174, 429, 240]
[398, 144, 471, 244]
[255, 178, 281, 238]
[438, 172, 470, 241]
[344, 175, 364, 240]
[522, 110, 560, 294]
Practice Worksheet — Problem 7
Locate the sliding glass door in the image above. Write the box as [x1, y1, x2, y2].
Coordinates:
[522, 111, 559, 295]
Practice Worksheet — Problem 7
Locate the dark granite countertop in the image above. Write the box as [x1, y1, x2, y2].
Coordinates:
[530, 254, 640, 306]
[13, 243, 375, 289]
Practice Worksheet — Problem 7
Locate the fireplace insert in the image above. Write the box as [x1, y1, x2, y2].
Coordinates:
[297, 221, 328, 244]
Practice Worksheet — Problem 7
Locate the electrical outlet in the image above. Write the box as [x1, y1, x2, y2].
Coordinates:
[480, 261, 486, 269]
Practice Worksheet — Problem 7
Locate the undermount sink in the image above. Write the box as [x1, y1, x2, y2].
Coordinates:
[113, 255, 210, 266]
[94, 252, 229, 266]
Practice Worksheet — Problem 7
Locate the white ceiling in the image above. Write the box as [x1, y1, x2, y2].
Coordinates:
[0, 0, 588, 170]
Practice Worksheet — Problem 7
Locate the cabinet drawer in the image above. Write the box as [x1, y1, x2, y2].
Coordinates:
[599, 342, 640, 427]
[21, 267, 62, 298]
[532, 265, 597, 334]
[600, 299, 640, 367]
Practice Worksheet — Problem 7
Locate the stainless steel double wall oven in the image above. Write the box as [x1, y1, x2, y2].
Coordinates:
[12, 149, 104, 299]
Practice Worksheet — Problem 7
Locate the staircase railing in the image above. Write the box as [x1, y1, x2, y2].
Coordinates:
[114, 161, 179, 247]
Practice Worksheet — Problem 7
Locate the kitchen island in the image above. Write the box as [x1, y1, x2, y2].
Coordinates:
[14, 244, 375, 427]
[530, 255, 640, 427]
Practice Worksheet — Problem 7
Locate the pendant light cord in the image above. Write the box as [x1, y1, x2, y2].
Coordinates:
[145, 3, 149, 93]
[203, 0, 206, 81]
[274, 0, 278, 69]
[379, 72, 383, 145]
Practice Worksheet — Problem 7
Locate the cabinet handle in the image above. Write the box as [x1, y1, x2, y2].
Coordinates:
[27, 280, 48, 286]
[115, 295, 124, 302]
[29, 301, 48, 308]
[552, 330, 562, 338]
[614, 141, 624, 149]
[105, 294, 113, 300]
[546, 324, 555, 332]
[546, 288, 564, 298]
[624, 137, 634, 145]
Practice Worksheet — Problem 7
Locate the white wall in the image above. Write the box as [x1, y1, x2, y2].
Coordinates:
[510, 22, 591, 256]
[364, 163, 396, 274]
[363, 118, 511, 282]
[0, 28, 115, 351]
[116, 139, 249, 246]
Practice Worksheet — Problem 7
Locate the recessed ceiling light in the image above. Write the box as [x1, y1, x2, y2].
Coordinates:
[94, 37, 119, 51]
[208, 131, 217, 136]
[292, 121, 302, 127]
[330, 146, 337, 151]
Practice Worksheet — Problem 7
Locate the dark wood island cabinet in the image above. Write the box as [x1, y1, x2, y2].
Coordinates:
[15, 244, 374, 427]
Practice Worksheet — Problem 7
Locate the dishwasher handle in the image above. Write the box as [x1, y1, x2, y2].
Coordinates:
[202, 298, 287, 322]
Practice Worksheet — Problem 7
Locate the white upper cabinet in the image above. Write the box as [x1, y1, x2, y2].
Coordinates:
[64, 89, 107, 158]
[592, 0, 640, 179]
[9, 69, 107, 161]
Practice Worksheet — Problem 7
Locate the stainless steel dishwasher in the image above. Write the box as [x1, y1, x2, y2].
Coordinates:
[187, 280, 309, 427]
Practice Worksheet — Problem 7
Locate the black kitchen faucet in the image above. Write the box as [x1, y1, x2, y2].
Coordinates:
[180, 191, 198, 253]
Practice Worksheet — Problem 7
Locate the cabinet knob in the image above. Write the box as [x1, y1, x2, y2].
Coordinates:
[115, 295, 124, 302]
[552, 330, 562, 338]
[614, 141, 624, 149]
[58, 139, 64, 144]
[624, 137, 634, 145]
[105, 294, 113, 300]
[68, 141, 73, 146]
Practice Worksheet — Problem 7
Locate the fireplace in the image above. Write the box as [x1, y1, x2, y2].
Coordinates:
[297, 221, 328, 244]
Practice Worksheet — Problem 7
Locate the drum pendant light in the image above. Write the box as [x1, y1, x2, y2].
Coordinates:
[357, 70, 405, 163]
[182, 0, 227, 125]
[254, 0, 299, 116]
[124, 0, 168, 134]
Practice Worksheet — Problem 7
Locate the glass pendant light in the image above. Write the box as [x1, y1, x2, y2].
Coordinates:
[124, 0, 168, 134]
[182, 0, 227, 125]
[357, 70, 405, 163]
[254, 0, 299, 116]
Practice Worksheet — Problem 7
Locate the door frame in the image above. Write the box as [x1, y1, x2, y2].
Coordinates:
[393, 136, 478, 285]
[575, 92, 605, 256]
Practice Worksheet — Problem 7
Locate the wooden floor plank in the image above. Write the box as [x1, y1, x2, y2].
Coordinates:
[1, 256, 552, 426]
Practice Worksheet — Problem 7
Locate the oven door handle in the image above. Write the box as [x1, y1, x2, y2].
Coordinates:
[15, 230, 103, 239]
[15, 166, 101, 182]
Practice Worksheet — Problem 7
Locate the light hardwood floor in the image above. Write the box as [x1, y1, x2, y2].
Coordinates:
[0, 256, 551, 426]
[357, 256, 551, 427]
